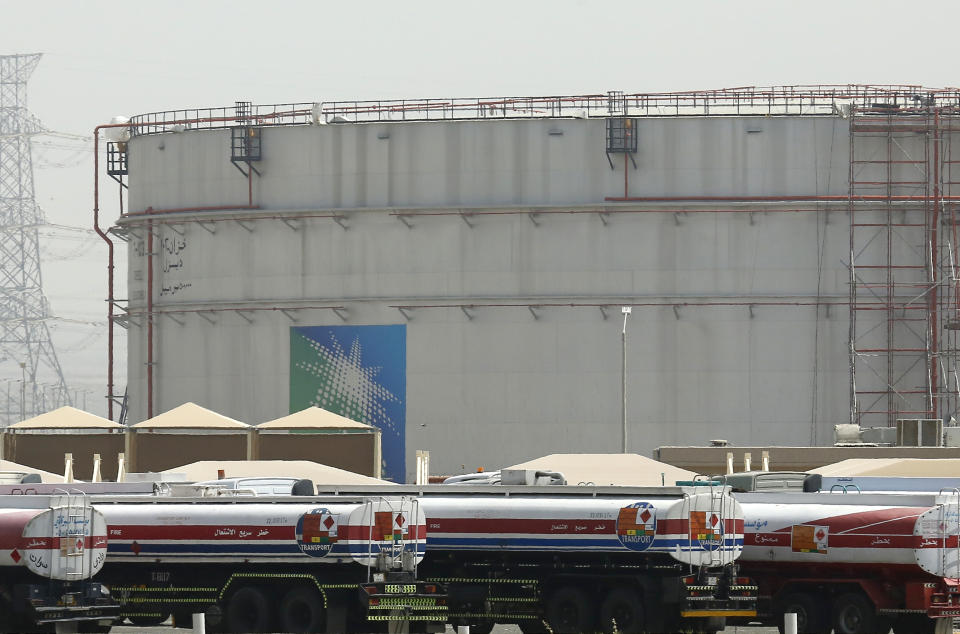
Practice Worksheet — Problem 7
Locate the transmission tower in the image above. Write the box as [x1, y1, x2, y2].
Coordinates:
[0, 53, 71, 425]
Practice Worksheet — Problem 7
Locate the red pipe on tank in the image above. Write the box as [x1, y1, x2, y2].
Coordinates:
[146, 220, 154, 419]
[605, 194, 960, 202]
[93, 112, 275, 421]
[92, 127, 116, 421]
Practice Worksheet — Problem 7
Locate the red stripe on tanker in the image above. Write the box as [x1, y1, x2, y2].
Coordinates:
[738, 493, 960, 575]
[98, 499, 427, 566]
[0, 505, 108, 580]
[417, 489, 745, 566]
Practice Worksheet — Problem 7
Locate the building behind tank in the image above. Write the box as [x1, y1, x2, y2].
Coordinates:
[103, 88, 960, 481]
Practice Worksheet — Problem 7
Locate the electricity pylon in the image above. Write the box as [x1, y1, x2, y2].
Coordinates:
[0, 53, 71, 425]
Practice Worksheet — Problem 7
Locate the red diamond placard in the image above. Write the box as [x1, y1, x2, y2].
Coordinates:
[639, 509, 652, 523]
[816, 529, 826, 541]
[395, 514, 406, 527]
[10, 549, 20, 563]
[323, 516, 335, 530]
[710, 514, 719, 527]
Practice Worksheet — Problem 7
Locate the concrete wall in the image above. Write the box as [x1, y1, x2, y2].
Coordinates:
[121, 115, 855, 480]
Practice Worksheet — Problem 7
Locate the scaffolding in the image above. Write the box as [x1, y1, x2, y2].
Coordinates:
[849, 103, 960, 428]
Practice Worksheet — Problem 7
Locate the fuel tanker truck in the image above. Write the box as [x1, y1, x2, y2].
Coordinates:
[317, 481, 757, 634]
[0, 494, 117, 633]
[719, 473, 960, 634]
[90, 491, 446, 633]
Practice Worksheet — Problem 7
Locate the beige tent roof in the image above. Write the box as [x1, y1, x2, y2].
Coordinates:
[0, 459, 65, 483]
[7, 406, 124, 430]
[507, 454, 699, 487]
[810, 458, 960, 477]
[131, 403, 250, 429]
[258, 407, 374, 430]
[162, 460, 391, 485]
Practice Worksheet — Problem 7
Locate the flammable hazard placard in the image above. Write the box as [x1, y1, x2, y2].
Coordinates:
[791, 524, 828, 554]
[689, 511, 723, 549]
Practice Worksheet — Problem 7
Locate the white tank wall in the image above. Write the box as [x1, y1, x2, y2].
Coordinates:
[122, 115, 853, 480]
[129, 117, 848, 211]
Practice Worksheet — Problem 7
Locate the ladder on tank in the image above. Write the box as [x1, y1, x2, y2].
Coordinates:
[364, 496, 423, 582]
[686, 477, 735, 568]
[937, 488, 960, 579]
[50, 491, 94, 581]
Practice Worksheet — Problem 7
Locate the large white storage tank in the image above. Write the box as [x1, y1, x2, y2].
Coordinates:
[111, 89, 952, 481]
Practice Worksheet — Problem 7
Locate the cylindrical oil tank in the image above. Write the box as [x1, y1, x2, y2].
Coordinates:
[117, 95, 922, 481]
[2, 407, 125, 481]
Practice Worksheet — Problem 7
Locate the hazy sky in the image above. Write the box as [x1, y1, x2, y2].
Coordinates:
[2, 0, 959, 418]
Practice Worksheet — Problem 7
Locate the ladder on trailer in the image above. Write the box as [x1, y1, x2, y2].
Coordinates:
[937, 488, 960, 578]
[50, 491, 94, 580]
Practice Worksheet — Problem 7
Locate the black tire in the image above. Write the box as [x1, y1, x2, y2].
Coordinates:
[546, 586, 594, 634]
[775, 591, 829, 634]
[226, 585, 272, 633]
[280, 586, 325, 633]
[832, 592, 883, 634]
[599, 587, 643, 633]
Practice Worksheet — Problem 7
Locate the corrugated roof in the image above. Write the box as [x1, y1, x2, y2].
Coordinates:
[257, 407, 374, 430]
[161, 460, 391, 485]
[7, 406, 124, 430]
[507, 453, 699, 486]
[131, 403, 250, 430]
[810, 458, 960, 477]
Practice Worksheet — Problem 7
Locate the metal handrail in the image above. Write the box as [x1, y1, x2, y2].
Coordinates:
[124, 86, 960, 138]
[938, 488, 960, 578]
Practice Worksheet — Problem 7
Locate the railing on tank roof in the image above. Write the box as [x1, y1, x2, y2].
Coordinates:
[129, 103, 316, 136]
[127, 86, 960, 136]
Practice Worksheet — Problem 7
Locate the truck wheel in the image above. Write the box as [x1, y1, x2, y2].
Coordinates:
[832, 592, 882, 634]
[775, 592, 829, 634]
[226, 586, 272, 633]
[280, 586, 325, 633]
[599, 587, 643, 633]
[547, 586, 594, 634]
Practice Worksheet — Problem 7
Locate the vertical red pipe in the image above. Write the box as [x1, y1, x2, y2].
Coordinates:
[92, 128, 115, 421]
[623, 153, 628, 198]
[931, 110, 941, 419]
[147, 219, 154, 419]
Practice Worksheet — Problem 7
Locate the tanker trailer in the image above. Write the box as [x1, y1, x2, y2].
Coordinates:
[314, 482, 757, 634]
[0, 494, 117, 633]
[93, 492, 446, 633]
[734, 489, 960, 634]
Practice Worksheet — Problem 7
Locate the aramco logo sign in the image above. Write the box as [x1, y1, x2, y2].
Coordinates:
[616, 502, 657, 552]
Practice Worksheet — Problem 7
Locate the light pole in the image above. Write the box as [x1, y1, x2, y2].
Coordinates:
[19, 362, 25, 423]
[621, 306, 631, 453]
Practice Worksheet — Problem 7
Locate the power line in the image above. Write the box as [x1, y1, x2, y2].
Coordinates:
[0, 53, 72, 425]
